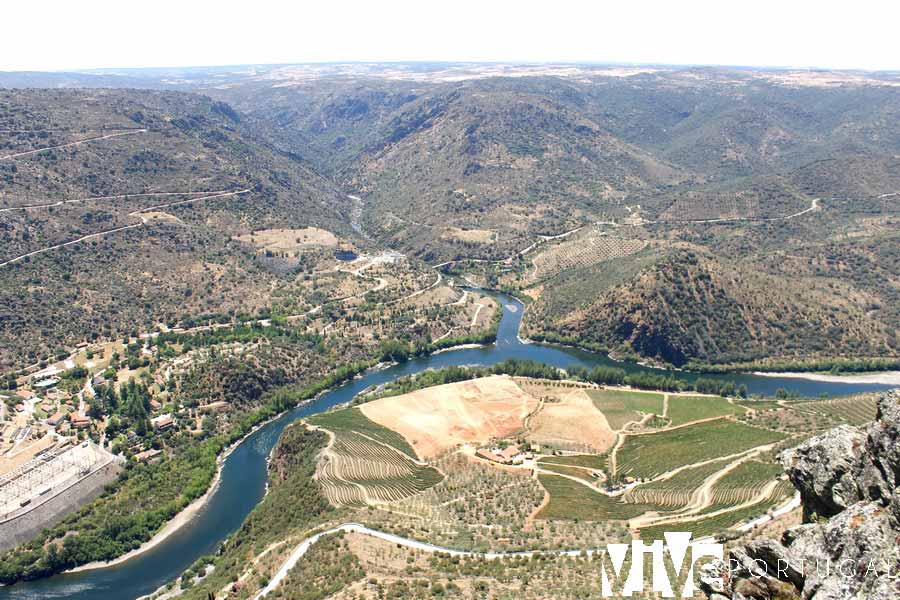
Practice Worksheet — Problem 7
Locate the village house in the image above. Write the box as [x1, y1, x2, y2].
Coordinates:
[34, 378, 60, 390]
[151, 414, 174, 430]
[70, 413, 92, 429]
[134, 448, 162, 462]
[476, 444, 524, 465]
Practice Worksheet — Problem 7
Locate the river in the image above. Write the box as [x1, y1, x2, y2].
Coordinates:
[1, 292, 893, 599]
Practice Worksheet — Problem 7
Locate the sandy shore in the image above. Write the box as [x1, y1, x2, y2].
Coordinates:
[431, 343, 485, 354]
[66, 455, 224, 573]
[752, 370, 900, 385]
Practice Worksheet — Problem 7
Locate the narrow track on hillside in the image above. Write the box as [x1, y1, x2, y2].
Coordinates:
[0, 129, 147, 161]
[0, 189, 250, 268]
[0, 189, 238, 212]
[647, 197, 820, 224]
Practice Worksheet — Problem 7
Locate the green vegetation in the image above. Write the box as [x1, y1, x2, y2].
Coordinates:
[316, 428, 444, 506]
[692, 356, 900, 375]
[586, 389, 664, 429]
[787, 395, 879, 426]
[639, 481, 795, 541]
[539, 454, 608, 470]
[359, 359, 563, 402]
[623, 458, 733, 507]
[666, 395, 745, 426]
[309, 407, 417, 459]
[537, 475, 656, 521]
[705, 460, 784, 512]
[274, 533, 365, 600]
[615, 420, 786, 479]
[365, 359, 744, 406]
[180, 424, 336, 599]
[568, 363, 747, 397]
[0, 356, 374, 584]
[0, 439, 219, 583]
[537, 463, 598, 484]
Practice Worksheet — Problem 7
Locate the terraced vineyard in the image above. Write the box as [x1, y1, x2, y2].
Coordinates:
[621, 457, 733, 507]
[637, 483, 795, 541]
[529, 233, 647, 283]
[587, 389, 664, 430]
[536, 462, 599, 484]
[309, 408, 443, 506]
[666, 395, 746, 426]
[309, 407, 418, 458]
[614, 420, 786, 479]
[788, 394, 879, 426]
[704, 460, 785, 512]
[539, 453, 608, 471]
[536, 474, 661, 521]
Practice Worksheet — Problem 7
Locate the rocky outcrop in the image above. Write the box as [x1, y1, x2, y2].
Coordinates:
[701, 390, 900, 600]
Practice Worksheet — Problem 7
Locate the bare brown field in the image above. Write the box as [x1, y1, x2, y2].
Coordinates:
[440, 227, 498, 244]
[360, 375, 539, 459]
[528, 390, 616, 452]
[233, 227, 339, 252]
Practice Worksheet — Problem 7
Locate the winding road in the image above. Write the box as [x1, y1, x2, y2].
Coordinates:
[254, 522, 610, 599]
[648, 197, 821, 225]
[0, 190, 238, 213]
[0, 189, 250, 268]
[0, 129, 146, 161]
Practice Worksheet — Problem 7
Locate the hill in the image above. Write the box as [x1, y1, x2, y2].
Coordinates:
[0, 88, 350, 367]
[2, 64, 899, 367]
[527, 248, 897, 366]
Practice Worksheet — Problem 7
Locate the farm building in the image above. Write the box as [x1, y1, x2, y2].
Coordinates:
[151, 414, 174, 430]
[476, 444, 524, 465]
[70, 413, 91, 429]
[134, 448, 162, 462]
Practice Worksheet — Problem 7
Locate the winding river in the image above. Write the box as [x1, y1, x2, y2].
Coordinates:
[1, 292, 893, 600]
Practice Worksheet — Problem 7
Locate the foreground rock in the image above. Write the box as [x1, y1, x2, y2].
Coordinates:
[701, 390, 900, 600]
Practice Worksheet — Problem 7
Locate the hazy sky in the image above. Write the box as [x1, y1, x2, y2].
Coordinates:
[3, 0, 898, 72]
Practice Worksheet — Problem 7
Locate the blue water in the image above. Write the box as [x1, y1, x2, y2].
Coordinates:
[1, 292, 891, 599]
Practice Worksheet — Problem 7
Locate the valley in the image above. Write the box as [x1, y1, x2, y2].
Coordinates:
[0, 62, 897, 599]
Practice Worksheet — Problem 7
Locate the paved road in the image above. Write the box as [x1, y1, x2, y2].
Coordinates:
[254, 522, 609, 599]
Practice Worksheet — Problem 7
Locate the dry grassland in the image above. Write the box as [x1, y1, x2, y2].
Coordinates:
[528, 389, 616, 452]
[233, 227, 339, 252]
[360, 375, 538, 459]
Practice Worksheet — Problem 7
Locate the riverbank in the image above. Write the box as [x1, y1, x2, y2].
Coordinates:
[60, 353, 449, 575]
[66, 455, 225, 573]
[5, 291, 894, 600]
[752, 370, 900, 386]
[430, 343, 486, 354]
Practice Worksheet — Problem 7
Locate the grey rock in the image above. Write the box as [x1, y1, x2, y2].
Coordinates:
[704, 390, 900, 600]
[789, 502, 896, 599]
[865, 391, 900, 499]
[699, 559, 731, 596]
[780, 425, 868, 520]
[744, 538, 804, 589]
